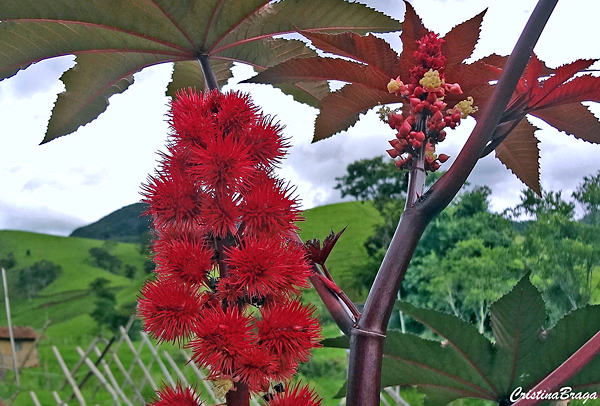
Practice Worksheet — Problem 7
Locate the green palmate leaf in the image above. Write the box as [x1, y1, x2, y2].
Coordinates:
[495, 118, 541, 196]
[395, 301, 497, 394]
[45, 52, 175, 144]
[0, 0, 401, 142]
[324, 275, 600, 406]
[536, 306, 600, 392]
[487, 275, 547, 394]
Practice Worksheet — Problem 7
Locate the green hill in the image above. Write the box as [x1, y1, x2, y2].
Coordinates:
[70, 202, 150, 242]
[0, 201, 381, 340]
[0, 230, 148, 340]
[0, 201, 380, 406]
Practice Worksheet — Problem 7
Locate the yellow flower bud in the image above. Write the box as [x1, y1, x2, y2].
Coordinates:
[387, 77, 403, 94]
[454, 96, 478, 118]
[419, 69, 444, 91]
[213, 378, 234, 398]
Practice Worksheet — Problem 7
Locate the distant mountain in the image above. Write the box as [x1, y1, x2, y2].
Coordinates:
[70, 202, 151, 242]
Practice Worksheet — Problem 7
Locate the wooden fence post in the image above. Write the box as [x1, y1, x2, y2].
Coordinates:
[52, 345, 86, 406]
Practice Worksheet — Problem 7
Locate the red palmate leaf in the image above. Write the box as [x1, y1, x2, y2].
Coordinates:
[441, 10, 486, 67]
[533, 75, 600, 108]
[244, 56, 391, 89]
[299, 30, 400, 77]
[397, 2, 428, 81]
[491, 55, 598, 193]
[530, 59, 596, 106]
[314, 84, 399, 141]
[530, 103, 600, 144]
[494, 119, 541, 195]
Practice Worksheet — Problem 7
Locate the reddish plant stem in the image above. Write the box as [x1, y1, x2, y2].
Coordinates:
[405, 115, 428, 209]
[511, 330, 600, 406]
[345, 1, 558, 405]
[321, 263, 361, 320]
[226, 383, 251, 406]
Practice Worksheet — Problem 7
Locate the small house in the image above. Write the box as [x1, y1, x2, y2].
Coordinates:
[0, 326, 39, 369]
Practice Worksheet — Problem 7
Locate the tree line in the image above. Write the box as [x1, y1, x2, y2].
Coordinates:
[336, 157, 600, 332]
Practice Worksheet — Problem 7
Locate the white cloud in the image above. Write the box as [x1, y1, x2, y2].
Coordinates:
[0, 0, 599, 236]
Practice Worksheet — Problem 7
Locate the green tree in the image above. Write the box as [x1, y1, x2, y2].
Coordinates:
[403, 186, 521, 332]
[514, 189, 600, 322]
[89, 278, 129, 334]
[573, 170, 600, 226]
[124, 264, 137, 279]
[0, 252, 16, 270]
[88, 246, 122, 273]
[17, 260, 62, 299]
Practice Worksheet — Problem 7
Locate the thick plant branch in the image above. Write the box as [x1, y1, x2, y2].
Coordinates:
[511, 329, 600, 406]
[345, 1, 559, 405]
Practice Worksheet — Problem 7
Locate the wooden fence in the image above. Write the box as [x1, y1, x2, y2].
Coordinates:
[28, 321, 261, 406]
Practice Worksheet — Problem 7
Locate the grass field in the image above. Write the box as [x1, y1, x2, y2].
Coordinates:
[0, 201, 380, 405]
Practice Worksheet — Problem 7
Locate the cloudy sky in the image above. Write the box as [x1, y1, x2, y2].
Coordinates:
[1, 0, 599, 236]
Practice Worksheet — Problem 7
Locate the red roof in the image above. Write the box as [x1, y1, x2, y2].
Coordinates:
[0, 326, 37, 340]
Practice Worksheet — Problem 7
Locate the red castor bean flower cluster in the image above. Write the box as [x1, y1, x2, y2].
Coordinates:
[139, 89, 322, 405]
[386, 30, 477, 172]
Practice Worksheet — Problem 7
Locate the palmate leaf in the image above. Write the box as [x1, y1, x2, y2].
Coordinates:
[0, 0, 402, 143]
[249, 1, 500, 142]
[494, 118, 541, 195]
[492, 56, 600, 193]
[323, 275, 600, 406]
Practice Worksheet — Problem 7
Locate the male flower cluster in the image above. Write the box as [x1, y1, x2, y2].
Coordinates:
[138, 89, 322, 404]
[386, 32, 476, 171]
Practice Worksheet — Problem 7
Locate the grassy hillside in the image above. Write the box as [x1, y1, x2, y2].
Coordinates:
[0, 201, 379, 405]
[299, 200, 382, 301]
[0, 230, 147, 340]
[0, 201, 381, 339]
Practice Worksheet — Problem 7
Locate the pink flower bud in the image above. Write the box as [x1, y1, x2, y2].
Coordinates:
[431, 110, 443, 123]
[414, 131, 426, 142]
[398, 121, 412, 137]
[445, 83, 463, 94]
[427, 92, 437, 104]
[438, 153, 450, 163]
[387, 148, 399, 158]
[434, 101, 447, 110]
